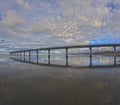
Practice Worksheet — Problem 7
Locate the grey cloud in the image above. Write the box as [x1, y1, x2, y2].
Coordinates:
[0, 0, 120, 52]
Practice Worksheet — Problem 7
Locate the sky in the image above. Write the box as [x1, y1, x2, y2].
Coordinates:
[0, 0, 120, 52]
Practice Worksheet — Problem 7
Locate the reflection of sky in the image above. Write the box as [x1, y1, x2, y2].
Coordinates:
[0, 0, 120, 52]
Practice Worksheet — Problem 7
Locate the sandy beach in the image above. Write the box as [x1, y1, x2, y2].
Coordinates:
[0, 56, 120, 105]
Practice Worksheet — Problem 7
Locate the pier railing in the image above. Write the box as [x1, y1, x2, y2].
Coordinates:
[9, 44, 120, 67]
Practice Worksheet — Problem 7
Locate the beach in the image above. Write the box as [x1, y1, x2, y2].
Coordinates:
[0, 56, 120, 105]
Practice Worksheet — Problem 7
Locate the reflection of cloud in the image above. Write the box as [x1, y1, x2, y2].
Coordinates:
[99, 57, 112, 64]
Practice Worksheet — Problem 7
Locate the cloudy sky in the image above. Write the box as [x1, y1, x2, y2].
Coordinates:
[0, 0, 120, 52]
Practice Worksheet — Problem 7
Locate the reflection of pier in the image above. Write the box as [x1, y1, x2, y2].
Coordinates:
[9, 44, 120, 68]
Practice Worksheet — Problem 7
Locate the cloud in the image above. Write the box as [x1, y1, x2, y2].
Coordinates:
[90, 19, 102, 28]
[16, 0, 32, 10]
[1, 10, 26, 27]
[1, 0, 120, 51]
[21, 0, 112, 45]
[26, 20, 55, 34]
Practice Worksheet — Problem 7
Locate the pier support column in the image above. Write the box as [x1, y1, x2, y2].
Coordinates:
[24, 51, 25, 61]
[90, 47, 92, 67]
[114, 46, 116, 66]
[29, 51, 31, 62]
[48, 49, 50, 65]
[10, 52, 12, 56]
[13, 52, 14, 57]
[9, 52, 11, 58]
[14, 52, 16, 59]
[66, 48, 68, 66]
[16, 52, 18, 60]
[18, 52, 19, 60]
[36, 50, 39, 64]
[13, 52, 14, 58]
[11, 52, 13, 58]
[20, 52, 21, 60]
[14, 52, 16, 57]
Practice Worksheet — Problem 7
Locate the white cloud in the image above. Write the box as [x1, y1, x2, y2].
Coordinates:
[1, 0, 120, 51]
[27, 20, 55, 34]
[90, 19, 102, 28]
[1, 10, 26, 27]
[16, 0, 32, 10]
[59, 0, 110, 28]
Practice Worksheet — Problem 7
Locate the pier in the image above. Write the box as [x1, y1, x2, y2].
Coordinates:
[10, 44, 120, 67]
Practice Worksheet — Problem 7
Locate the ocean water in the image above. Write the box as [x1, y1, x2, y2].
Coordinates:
[12, 54, 120, 67]
[0, 55, 120, 105]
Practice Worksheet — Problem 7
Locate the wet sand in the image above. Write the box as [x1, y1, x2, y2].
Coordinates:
[0, 57, 120, 105]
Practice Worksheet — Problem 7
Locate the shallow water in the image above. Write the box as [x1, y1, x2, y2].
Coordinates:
[0, 56, 120, 105]
[13, 54, 120, 67]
